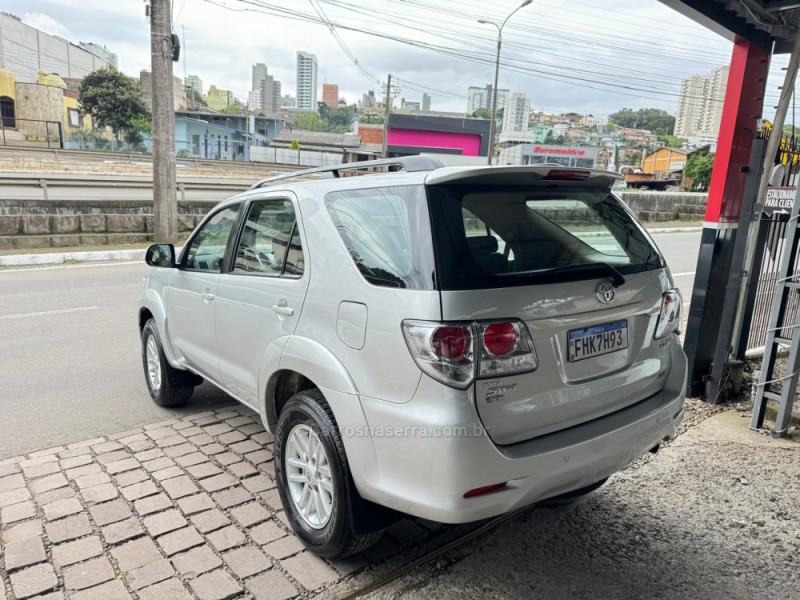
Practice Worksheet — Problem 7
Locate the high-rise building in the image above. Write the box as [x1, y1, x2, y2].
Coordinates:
[401, 98, 421, 111]
[296, 51, 318, 110]
[360, 90, 377, 111]
[502, 92, 531, 133]
[674, 66, 729, 138]
[422, 93, 431, 111]
[322, 83, 339, 110]
[281, 94, 296, 108]
[252, 63, 268, 92]
[467, 84, 509, 115]
[185, 74, 203, 97]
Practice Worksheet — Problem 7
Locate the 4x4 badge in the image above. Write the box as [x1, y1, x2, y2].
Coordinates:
[595, 282, 615, 304]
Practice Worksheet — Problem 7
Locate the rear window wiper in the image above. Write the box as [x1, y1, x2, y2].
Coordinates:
[539, 262, 626, 287]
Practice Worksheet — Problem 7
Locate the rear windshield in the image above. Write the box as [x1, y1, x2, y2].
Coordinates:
[427, 184, 663, 291]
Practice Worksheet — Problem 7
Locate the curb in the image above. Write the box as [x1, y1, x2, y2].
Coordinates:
[0, 248, 146, 267]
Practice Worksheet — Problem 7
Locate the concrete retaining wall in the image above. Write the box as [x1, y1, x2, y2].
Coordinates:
[0, 200, 217, 251]
[620, 191, 708, 222]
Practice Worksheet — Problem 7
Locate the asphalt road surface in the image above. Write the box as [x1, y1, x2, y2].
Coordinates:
[0, 231, 701, 459]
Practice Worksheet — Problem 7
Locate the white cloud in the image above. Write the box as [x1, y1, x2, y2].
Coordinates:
[21, 12, 73, 40]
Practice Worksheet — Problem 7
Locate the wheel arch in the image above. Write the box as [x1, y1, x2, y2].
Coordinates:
[261, 336, 359, 430]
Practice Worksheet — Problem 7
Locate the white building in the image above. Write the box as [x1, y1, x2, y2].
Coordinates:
[581, 114, 607, 127]
[467, 84, 509, 115]
[296, 51, 318, 110]
[0, 13, 110, 83]
[248, 89, 262, 112]
[675, 66, 729, 138]
[422, 93, 431, 111]
[502, 92, 531, 133]
[185, 74, 203, 97]
[78, 42, 118, 69]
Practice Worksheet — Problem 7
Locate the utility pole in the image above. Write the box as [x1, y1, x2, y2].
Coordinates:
[382, 74, 391, 158]
[149, 0, 178, 242]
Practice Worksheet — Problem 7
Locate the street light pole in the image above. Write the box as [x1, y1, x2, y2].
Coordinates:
[480, 0, 532, 166]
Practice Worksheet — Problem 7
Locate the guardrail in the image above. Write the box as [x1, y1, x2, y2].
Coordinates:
[0, 144, 306, 172]
[0, 173, 253, 203]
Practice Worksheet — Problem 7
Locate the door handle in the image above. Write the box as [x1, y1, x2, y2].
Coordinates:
[201, 291, 215, 302]
[271, 304, 294, 316]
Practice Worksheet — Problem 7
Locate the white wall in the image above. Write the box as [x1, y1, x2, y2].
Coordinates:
[250, 146, 343, 166]
[0, 14, 108, 83]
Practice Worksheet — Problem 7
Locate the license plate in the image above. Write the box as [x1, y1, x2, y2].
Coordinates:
[567, 320, 628, 362]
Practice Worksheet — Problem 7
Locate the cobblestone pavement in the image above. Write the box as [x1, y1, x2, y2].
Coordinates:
[0, 405, 442, 600]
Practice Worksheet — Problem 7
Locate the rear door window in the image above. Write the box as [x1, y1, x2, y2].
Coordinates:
[325, 185, 435, 289]
[427, 185, 663, 290]
[232, 199, 304, 278]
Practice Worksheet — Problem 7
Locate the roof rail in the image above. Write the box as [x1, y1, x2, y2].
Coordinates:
[249, 155, 446, 189]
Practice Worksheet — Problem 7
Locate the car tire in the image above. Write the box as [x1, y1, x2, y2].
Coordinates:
[538, 477, 609, 508]
[274, 389, 383, 558]
[141, 319, 198, 407]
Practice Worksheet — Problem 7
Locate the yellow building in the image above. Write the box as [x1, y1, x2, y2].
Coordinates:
[205, 85, 235, 112]
[0, 68, 94, 140]
[641, 147, 688, 179]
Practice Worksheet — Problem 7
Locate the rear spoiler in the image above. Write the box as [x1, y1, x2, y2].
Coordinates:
[425, 165, 622, 189]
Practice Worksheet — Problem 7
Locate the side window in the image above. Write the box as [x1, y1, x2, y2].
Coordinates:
[183, 205, 240, 272]
[233, 199, 304, 278]
[325, 186, 435, 290]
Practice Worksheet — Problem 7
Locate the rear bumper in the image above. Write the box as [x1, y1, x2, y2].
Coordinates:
[352, 337, 687, 523]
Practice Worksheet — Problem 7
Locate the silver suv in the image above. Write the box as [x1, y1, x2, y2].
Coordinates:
[138, 156, 687, 557]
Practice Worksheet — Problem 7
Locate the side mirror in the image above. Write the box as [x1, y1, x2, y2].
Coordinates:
[145, 243, 176, 268]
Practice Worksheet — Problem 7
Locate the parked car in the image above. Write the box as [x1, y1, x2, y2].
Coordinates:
[138, 156, 687, 557]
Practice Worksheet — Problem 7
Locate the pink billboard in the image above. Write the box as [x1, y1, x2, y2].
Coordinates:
[387, 128, 482, 156]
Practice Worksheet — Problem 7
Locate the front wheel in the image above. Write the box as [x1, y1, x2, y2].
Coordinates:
[141, 319, 197, 407]
[274, 389, 382, 558]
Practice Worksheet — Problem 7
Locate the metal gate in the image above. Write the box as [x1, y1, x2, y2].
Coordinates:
[740, 125, 800, 356]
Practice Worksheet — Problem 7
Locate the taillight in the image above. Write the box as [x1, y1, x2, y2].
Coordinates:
[654, 289, 682, 339]
[432, 326, 472, 360]
[402, 321, 475, 389]
[542, 169, 590, 181]
[402, 319, 537, 388]
[483, 322, 518, 356]
[478, 321, 537, 378]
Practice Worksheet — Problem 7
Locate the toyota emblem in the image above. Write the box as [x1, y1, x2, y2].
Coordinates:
[595, 282, 615, 304]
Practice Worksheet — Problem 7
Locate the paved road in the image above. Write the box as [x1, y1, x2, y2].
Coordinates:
[0, 232, 701, 459]
[0, 262, 233, 459]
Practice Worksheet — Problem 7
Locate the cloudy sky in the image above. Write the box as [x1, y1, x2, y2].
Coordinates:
[2, 0, 794, 118]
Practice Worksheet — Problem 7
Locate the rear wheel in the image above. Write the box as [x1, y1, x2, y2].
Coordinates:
[274, 389, 383, 558]
[141, 319, 198, 407]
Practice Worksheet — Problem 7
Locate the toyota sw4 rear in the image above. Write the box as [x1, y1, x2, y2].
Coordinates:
[138, 158, 686, 559]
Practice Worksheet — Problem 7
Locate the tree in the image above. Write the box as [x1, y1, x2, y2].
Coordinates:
[604, 122, 616, 134]
[291, 112, 322, 131]
[471, 107, 491, 119]
[79, 68, 150, 140]
[609, 107, 675, 134]
[658, 134, 688, 148]
[228, 99, 244, 116]
[684, 152, 715, 190]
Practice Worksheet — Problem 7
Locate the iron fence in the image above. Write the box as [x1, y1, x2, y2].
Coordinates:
[0, 118, 63, 149]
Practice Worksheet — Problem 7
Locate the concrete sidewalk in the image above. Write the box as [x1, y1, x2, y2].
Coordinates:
[0, 222, 703, 268]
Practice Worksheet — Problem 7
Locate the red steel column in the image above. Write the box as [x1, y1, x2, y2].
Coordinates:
[683, 37, 770, 396]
